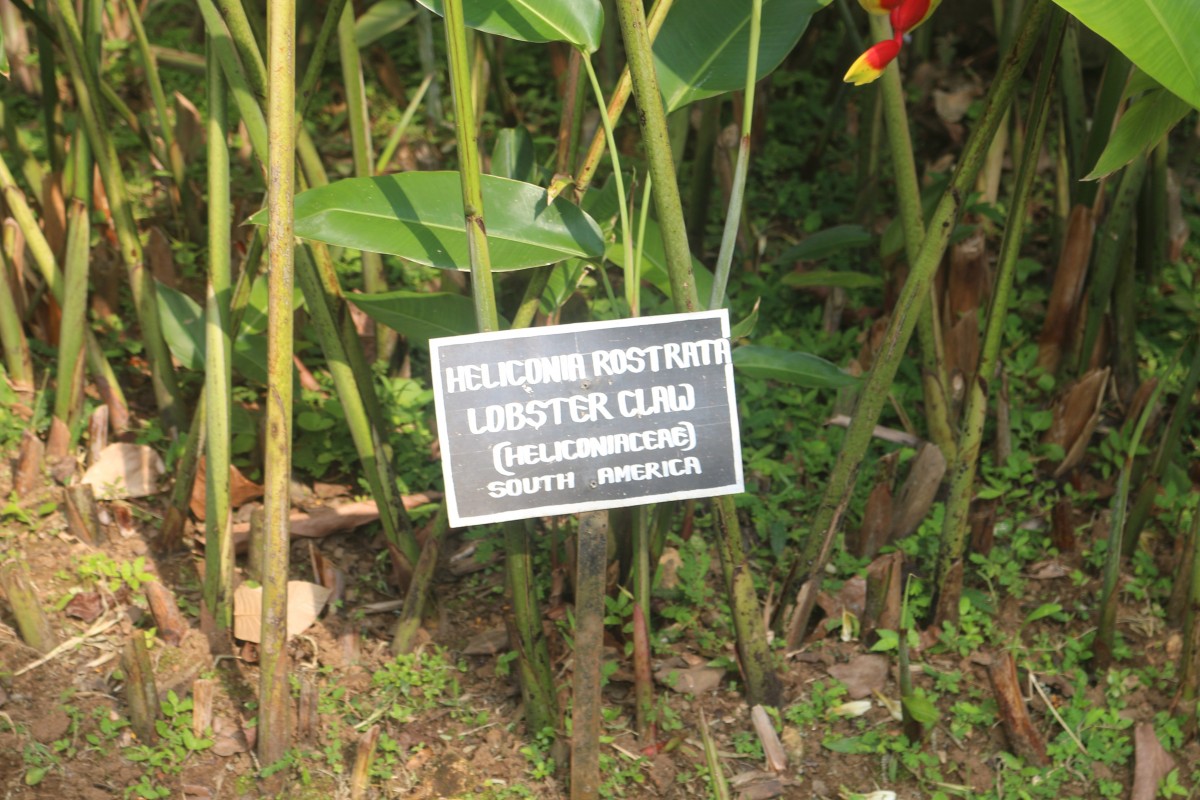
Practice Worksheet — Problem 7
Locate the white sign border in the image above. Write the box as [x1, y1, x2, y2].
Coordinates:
[430, 309, 744, 527]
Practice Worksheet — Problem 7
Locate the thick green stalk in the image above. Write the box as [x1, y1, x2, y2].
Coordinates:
[200, 0, 419, 563]
[936, 9, 1063, 597]
[0, 137, 125, 423]
[294, 247, 418, 567]
[443, 0, 557, 734]
[391, 509, 449, 654]
[1076, 52, 1130, 209]
[50, 130, 91, 452]
[1094, 378, 1165, 670]
[630, 507, 653, 737]
[1126, 339, 1200, 545]
[570, 514, 606, 800]
[784, 0, 1053, 645]
[54, 0, 184, 437]
[442, 0, 497, 331]
[581, 55, 635, 316]
[34, 0, 60, 173]
[613, 0, 697, 313]
[258, 0, 296, 771]
[869, 11, 955, 465]
[213, 0, 330, 188]
[337, 0, 389, 358]
[204, 38, 235, 632]
[1075, 155, 1147, 374]
[1178, 507, 1200, 721]
[575, 0, 673, 199]
[616, 0, 779, 707]
[0, 249, 32, 385]
[709, 0, 761, 309]
[1057, 19, 1087, 182]
[162, 234, 263, 553]
[121, 0, 197, 238]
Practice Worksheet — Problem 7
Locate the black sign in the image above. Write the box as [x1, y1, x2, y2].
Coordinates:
[430, 310, 744, 526]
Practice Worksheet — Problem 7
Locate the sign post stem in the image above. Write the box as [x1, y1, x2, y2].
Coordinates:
[570, 512, 607, 800]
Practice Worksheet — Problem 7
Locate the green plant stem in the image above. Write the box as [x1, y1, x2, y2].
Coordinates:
[869, 12, 955, 466]
[616, 0, 779, 707]
[162, 234, 263, 554]
[630, 506, 653, 737]
[204, 37, 234, 632]
[1057, 19, 1087, 183]
[0, 248, 32, 386]
[936, 9, 1064, 599]
[1178, 507, 1200, 724]
[53, 0, 184, 438]
[581, 55, 635, 316]
[1076, 52, 1131, 209]
[200, 0, 419, 564]
[120, 0, 198, 238]
[258, 0, 296, 770]
[34, 0, 60, 172]
[442, 0, 557, 737]
[338, 0, 389, 358]
[570, 515, 606, 800]
[1075, 154, 1147, 374]
[1126, 338, 1200, 544]
[511, 265, 554, 329]
[709, 0, 761, 310]
[416, 5, 443, 126]
[0, 146, 127, 429]
[1094, 377, 1165, 670]
[50, 130, 92, 450]
[391, 509, 448, 654]
[376, 73, 433, 174]
[613, 0, 697, 312]
[296, 0, 348, 121]
[575, 0, 673, 199]
[442, 0, 497, 331]
[782, 0, 1053, 646]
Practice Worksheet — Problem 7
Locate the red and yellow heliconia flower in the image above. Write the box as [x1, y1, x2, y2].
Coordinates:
[843, 39, 902, 86]
[843, 0, 942, 85]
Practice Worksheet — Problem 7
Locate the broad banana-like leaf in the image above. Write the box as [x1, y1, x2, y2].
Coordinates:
[732, 345, 859, 389]
[1086, 86, 1191, 179]
[1051, 0, 1200, 110]
[257, 172, 606, 271]
[348, 290, 480, 345]
[417, 0, 602, 52]
[355, 0, 416, 48]
[653, 0, 827, 112]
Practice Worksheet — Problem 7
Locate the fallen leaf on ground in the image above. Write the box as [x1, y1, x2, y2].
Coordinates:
[828, 654, 889, 699]
[656, 666, 723, 695]
[1132, 722, 1175, 800]
[81, 443, 164, 499]
[232, 581, 332, 643]
[64, 591, 104, 622]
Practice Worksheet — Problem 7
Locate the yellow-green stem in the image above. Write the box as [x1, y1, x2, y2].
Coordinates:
[258, 0, 296, 770]
[204, 37, 235, 632]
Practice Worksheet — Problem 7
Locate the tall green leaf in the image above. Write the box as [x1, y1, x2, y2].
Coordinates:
[348, 291, 480, 345]
[155, 281, 270, 384]
[417, 0, 602, 52]
[356, 0, 417, 48]
[653, 0, 827, 112]
[1050, 0, 1200, 110]
[732, 345, 859, 389]
[257, 172, 605, 271]
[1086, 87, 1191, 179]
[491, 126, 538, 183]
